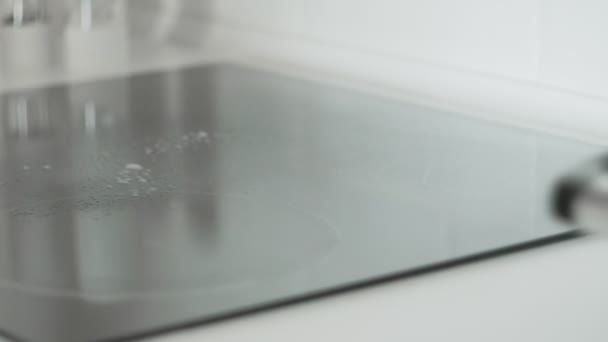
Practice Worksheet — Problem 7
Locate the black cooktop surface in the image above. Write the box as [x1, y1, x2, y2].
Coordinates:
[0, 64, 599, 342]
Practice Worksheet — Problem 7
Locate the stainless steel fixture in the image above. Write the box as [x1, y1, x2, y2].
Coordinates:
[554, 154, 608, 232]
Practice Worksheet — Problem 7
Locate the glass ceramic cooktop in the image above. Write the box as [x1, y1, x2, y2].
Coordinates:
[0, 64, 600, 342]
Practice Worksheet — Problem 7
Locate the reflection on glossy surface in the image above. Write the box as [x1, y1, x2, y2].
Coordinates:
[3, 93, 50, 139]
[0, 64, 601, 342]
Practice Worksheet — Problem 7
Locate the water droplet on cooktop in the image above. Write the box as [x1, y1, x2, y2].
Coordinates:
[125, 163, 144, 171]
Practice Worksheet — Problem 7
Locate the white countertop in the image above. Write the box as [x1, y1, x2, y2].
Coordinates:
[1, 41, 607, 342]
[146, 236, 608, 342]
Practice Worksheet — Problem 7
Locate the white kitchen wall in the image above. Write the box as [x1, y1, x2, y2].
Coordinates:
[540, 0, 608, 99]
[128, 0, 608, 143]
[211, 0, 608, 99]
[214, 0, 541, 81]
[129, 0, 608, 97]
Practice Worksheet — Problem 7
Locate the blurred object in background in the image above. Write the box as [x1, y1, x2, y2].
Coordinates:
[63, 0, 129, 72]
[554, 154, 608, 233]
[126, 0, 213, 46]
[67, 0, 117, 29]
[0, 0, 58, 71]
[2, 0, 45, 26]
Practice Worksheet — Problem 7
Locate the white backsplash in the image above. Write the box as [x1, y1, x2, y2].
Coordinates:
[206, 0, 608, 100]
[214, 0, 541, 81]
[539, 0, 608, 99]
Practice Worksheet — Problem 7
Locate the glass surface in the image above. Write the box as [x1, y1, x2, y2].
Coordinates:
[0, 64, 600, 342]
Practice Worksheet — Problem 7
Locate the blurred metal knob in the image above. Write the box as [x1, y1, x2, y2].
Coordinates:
[553, 154, 608, 232]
